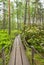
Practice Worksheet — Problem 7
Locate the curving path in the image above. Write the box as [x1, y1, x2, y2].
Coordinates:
[8, 35, 30, 65]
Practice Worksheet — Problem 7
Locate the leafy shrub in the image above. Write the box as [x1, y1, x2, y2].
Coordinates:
[22, 26, 44, 53]
[0, 30, 11, 50]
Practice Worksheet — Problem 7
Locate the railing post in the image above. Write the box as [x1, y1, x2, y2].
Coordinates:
[31, 46, 35, 65]
[2, 48, 6, 65]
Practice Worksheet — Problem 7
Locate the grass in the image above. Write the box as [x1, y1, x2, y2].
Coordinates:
[26, 47, 44, 65]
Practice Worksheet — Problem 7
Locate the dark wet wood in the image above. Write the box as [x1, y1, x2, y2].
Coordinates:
[0, 53, 2, 58]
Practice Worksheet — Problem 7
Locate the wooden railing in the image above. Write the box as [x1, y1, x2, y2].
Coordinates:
[31, 46, 44, 65]
[22, 38, 44, 65]
[0, 44, 13, 65]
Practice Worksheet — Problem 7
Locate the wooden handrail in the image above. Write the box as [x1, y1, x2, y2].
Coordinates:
[0, 44, 13, 65]
[31, 46, 44, 59]
[23, 38, 44, 59]
[31, 46, 44, 65]
[22, 38, 44, 65]
[22, 38, 30, 49]
[2, 48, 6, 65]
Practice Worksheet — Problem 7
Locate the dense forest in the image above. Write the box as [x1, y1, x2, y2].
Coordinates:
[0, 0, 44, 65]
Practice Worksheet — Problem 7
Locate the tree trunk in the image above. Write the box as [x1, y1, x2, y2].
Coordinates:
[24, 0, 27, 30]
[3, 2, 5, 29]
[28, 0, 30, 25]
[8, 0, 11, 35]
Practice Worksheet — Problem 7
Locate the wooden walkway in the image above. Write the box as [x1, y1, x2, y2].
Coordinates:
[8, 35, 30, 65]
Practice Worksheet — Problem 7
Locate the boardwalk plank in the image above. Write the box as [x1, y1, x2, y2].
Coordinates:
[18, 36, 30, 65]
[16, 47, 22, 65]
[8, 38, 17, 65]
[8, 35, 30, 65]
[16, 39, 22, 65]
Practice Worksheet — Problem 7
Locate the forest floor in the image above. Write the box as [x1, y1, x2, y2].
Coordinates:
[8, 35, 30, 65]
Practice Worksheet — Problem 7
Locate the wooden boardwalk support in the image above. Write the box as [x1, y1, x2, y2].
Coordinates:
[8, 36, 30, 65]
[0, 42, 13, 65]
[0, 48, 6, 65]
[31, 46, 44, 65]
[2, 48, 6, 65]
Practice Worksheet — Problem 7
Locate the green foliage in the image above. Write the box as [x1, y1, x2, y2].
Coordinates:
[0, 30, 11, 50]
[0, 30, 11, 65]
[22, 26, 44, 53]
[26, 47, 44, 65]
[0, 29, 21, 50]
[0, 29, 21, 65]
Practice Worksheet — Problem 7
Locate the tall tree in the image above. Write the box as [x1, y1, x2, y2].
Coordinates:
[32, 0, 42, 24]
[8, 0, 11, 35]
[28, 0, 30, 25]
[24, 0, 27, 25]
